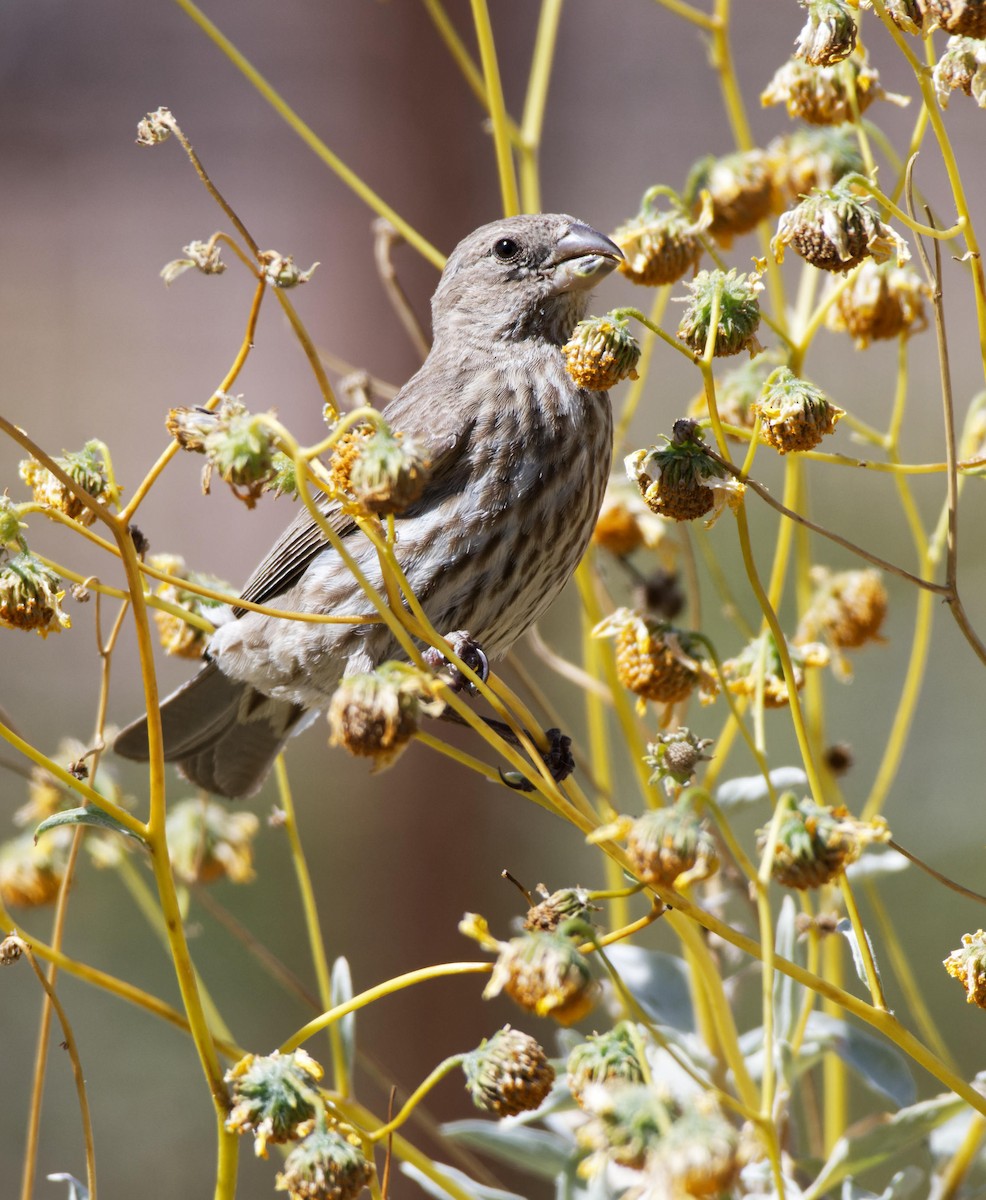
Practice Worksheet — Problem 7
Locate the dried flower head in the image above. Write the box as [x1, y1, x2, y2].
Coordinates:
[625, 420, 746, 525]
[0, 493, 26, 547]
[645, 728, 714, 795]
[566, 1024, 645, 1107]
[796, 566, 888, 678]
[463, 1026, 556, 1116]
[794, 0, 858, 66]
[19, 441, 115, 526]
[327, 664, 444, 768]
[0, 829, 70, 907]
[723, 631, 830, 708]
[275, 1124, 373, 1200]
[684, 150, 774, 246]
[859, 0, 926, 34]
[772, 181, 910, 274]
[148, 553, 230, 658]
[611, 195, 705, 286]
[758, 795, 889, 889]
[0, 934, 25, 965]
[524, 884, 594, 932]
[563, 314, 642, 390]
[166, 798, 260, 885]
[762, 53, 904, 125]
[483, 927, 598, 1026]
[826, 259, 931, 347]
[577, 1082, 669, 1170]
[594, 608, 717, 709]
[933, 36, 986, 107]
[648, 1102, 741, 1198]
[924, 0, 986, 37]
[258, 250, 320, 289]
[225, 1049, 324, 1157]
[592, 481, 677, 561]
[346, 425, 430, 516]
[753, 367, 845, 454]
[625, 802, 719, 889]
[201, 398, 278, 508]
[160, 239, 227, 286]
[943, 930, 986, 1008]
[766, 128, 864, 210]
[136, 106, 175, 145]
[0, 551, 71, 637]
[676, 268, 764, 359]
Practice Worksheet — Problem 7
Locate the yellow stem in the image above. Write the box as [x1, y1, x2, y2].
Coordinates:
[518, 0, 564, 212]
[470, 0, 520, 216]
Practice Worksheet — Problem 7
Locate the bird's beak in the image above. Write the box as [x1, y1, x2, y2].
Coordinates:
[547, 222, 623, 293]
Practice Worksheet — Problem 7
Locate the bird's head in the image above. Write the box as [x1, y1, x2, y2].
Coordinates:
[431, 214, 623, 345]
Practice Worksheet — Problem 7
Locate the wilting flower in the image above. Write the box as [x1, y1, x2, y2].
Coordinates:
[463, 1026, 556, 1116]
[796, 565, 887, 679]
[225, 1049, 324, 1157]
[0, 829, 71, 907]
[826, 260, 931, 348]
[160, 238, 226, 285]
[752, 367, 845, 454]
[625, 802, 720, 889]
[762, 52, 906, 125]
[166, 798, 260, 884]
[346, 425, 430, 516]
[275, 1124, 373, 1200]
[675, 269, 764, 359]
[563, 314, 642, 390]
[625, 420, 745, 525]
[594, 608, 717, 709]
[523, 884, 594, 932]
[723, 631, 829, 708]
[944, 930, 986, 1008]
[0, 551, 71, 637]
[611, 193, 706, 286]
[758, 795, 889, 888]
[19, 441, 115, 526]
[482, 926, 598, 1026]
[566, 1024, 645, 1107]
[684, 150, 774, 247]
[765, 127, 864, 210]
[327, 664, 444, 768]
[924, 0, 986, 37]
[934, 36, 986, 107]
[148, 553, 231, 659]
[772, 180, 910, 273]
[794, 0, 858, 67]
[645, 728, 715, 795]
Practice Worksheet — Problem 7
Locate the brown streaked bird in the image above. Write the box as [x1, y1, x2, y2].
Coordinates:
[115, 214, 622, 796]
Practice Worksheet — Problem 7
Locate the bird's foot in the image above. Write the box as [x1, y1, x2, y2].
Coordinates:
[423, 630, 490, 694]
[499, 727, 575, 792]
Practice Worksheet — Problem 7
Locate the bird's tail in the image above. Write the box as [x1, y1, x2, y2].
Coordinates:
[113, 662, 305, 798]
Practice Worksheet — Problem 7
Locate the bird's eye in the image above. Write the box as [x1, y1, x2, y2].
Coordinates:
[492, 237, 520, 262]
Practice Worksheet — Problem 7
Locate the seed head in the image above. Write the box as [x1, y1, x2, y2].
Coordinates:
[275, 1124, 373, 1200]
[136, 106, 175, 145]
[0, 829, 70, 908]
[225, 1049, 324, 1158]
[625, 803, 719, 889]
[463, 1026, 556, 1116]
[19, 441, 115, 526]
[645, 728, 714, 795]
[794, 0, 858, 66]
[723, 631, 829, 708]
[0, 551, 71, 637]
[796, 566, 888, 675]
[148, 553, 230, 659]
[676, 269, 764, 359]
[202, 398, 278, 508]
[762, 53, 902, 125]
[772, 181, 910, 274]
[594, 609, 716, 709]
[765, 128, 864, 210]
[611, 198, 705, 286]
[258, 250, 320, 289]
[566, 1024, 645, 1107]
[563, 314, 642, 390]
[944, 930, 986, 1008]
[924, 0, 986, 37]
[483, 928, 598, 1026]
[327, 664, 444, 768]
[826, 260, 931, 347]
[934, 36, 986, 107]
[625, 420, 746, 525]
[753, 367, 845, 454]
[166, 798, 260, 885]
[160, 239, 226, 285]
[684, 150, 774, 247]
[758, 796, 889, 889]
[650, 1103, 741, 1198]
[859, 0, 926, 34]
[346, 425, 430, 516]
[577, 1082, 669, 1170]
[523, 884, 594, 932]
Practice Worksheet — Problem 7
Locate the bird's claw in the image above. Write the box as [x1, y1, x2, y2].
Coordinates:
[500, 727, 575, 792]
[423, 630, 490, 694]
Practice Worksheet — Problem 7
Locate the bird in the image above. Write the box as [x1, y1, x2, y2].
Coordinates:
[115, 214, 623, 797]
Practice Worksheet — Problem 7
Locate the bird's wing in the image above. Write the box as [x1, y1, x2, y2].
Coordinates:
[233, 381, 474, 615]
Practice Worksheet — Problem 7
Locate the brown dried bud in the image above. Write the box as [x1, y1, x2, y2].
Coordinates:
[484, 928, 598, 1026]
[924, 0, 986, 37]
[563, 315, 641, 390]
[327, 665, 443, 768]
[625, 803, 719, 888]
[463, 1026, 556, 1116]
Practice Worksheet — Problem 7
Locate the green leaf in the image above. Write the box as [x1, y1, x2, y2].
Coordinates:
[46, 1175, 89, 1200]
[330, 955, 355, 1082]
[441, 1120, 573, 1178]
[35, 806, 145, 846]
[604, 943, 695, 1032]
[774, 895, 799, 1042]
[716, 767, 807, 808]
[840, 1165, 924, 1199]
[402, 1161, 525, 1200]
[804, 1094, 966, 1199]
[835, 918, 886, 996]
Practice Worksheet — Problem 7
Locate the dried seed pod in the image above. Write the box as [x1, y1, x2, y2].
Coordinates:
[675, 269, 764, 359]
[753, 367, 845, 454]
[826, 260, 931, 348]
[772, 181, 910, 274]
[463, 1026, 556, 1116]
[563, 314, 642, 390]
[645, 728, 714, 794]
[684, 150, 774, 246]
[625, 420, 745, 525]
[483, 928, 598, 1026]
[274, 1124, 373, 1200]
[625, 803, 719, 888]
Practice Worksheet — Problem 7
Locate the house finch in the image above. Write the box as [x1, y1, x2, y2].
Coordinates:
[115, 214, 622, 796]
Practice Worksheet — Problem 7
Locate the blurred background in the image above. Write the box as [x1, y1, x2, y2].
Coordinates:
[2, 1, 986, 1196]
